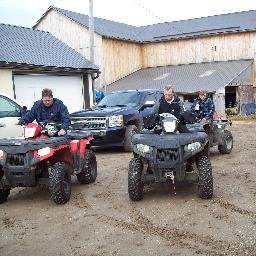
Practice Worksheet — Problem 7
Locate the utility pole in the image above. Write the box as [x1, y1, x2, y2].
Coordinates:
[89, 0, 94, 64]
[89, 0, 95, 103]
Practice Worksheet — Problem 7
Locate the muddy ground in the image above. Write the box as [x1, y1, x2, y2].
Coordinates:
[1, 120, 256, 256]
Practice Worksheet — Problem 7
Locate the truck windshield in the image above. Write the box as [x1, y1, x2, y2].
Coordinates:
[97, 92, 142, 107]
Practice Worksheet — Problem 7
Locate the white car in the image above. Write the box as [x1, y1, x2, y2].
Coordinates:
[0, 93, 25, 138]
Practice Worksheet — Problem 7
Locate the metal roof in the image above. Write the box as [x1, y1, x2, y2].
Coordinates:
[0, 23, 98, 71]
[107, 60, 253, 93]
[42, 7, 256, 42]
[139, 10, 256, 42]
[44, 7, 140, 42]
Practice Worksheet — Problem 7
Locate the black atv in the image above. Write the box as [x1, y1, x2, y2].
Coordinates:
[128, 112, 213, 201]
[0, 122, 97, 204]
[187, 117, 233, 154]
[184, 101, 233, 154]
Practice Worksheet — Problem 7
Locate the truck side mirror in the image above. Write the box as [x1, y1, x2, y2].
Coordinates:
[140, 100, 155, 111]
[144, 100, 155, 107]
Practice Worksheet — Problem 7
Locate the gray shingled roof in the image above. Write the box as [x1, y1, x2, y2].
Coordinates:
[107, 60, 253, 93]
[44, 7, 256, 42]
[46, 7, 140, 42]
[139, 10, 256, 42]
[0, 23, 98, 70]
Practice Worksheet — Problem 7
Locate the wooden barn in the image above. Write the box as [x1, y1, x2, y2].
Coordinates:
[34, 7, 256, 115]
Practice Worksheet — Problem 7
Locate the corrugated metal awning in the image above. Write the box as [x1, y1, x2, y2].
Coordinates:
[107, 59, 253, 94]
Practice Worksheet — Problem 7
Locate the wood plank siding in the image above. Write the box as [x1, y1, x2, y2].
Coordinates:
[102, 39, 142, 85]
[36, 10, 256, 87]
[142, 32, 256, 85]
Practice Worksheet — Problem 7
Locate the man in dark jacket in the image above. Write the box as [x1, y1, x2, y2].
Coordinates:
[155, 85, 189, 133]
[191, 91, 215, 141]
[191, 90, 215, 121]
[19, 88, 70, 136]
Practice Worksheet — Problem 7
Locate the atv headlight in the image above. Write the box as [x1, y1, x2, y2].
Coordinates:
[163, 120, 176, 133]
[135, 144, 153, 154]
[25, 127, 37, 138]
[108, 115, 123, 127]
[37, 147, 51, 157]
[217, 124, 224, 129]
[185, 142, 202, 153]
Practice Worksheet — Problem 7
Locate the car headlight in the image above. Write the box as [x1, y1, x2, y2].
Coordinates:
[108, 115, 123, 127]
[135, 144, 153, 154]
[185, 142, 202, 152]
[0, 150, 6, 160]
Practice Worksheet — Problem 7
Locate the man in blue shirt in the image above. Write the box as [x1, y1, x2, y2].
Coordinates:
[19, 88, 70, 136]
[191, 90, 215, 121]
[191, 91, 215, 144]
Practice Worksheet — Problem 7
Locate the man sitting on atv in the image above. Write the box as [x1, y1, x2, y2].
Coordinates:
[154, 85, 189, 133]
[191, 90, 215, 137]
[191, 90, 215, 121]
[18, 88, 70, 136]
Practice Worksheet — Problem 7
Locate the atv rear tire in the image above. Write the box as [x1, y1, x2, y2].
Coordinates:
[124, 125, 138, 152]
[128, 158, 144, 201]
[49, 162, 71, 204]
[0, 189, 10, 204]
[196, 155, 213, 199]
[77, 149, 97, 184]
[218, 130, 233, 154]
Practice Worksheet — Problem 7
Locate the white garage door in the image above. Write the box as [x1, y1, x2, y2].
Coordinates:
[14, 74, 84, 113]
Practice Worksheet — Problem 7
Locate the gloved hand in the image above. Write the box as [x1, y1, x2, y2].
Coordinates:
[58, 129, 66, 136]
[154, 124, 162, 134]
[199, 118, 208, 126]
[17, 118, 26, 126]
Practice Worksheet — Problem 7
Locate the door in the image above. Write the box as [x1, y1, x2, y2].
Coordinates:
[0, 95, 23, 138]
[14, 74, 84, 113]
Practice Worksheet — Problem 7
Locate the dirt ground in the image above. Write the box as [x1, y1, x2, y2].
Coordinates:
[1, 120, 256, 256]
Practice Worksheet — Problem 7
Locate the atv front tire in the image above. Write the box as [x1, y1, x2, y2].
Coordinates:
[128, 158, 144, 201]
[218, 130, 233, 154]
[124, 125, 138, 152]
[0, 189, 10, 204]
[196, 155, 213, 199]
[77, 149, 97, 184]
[49, 162, 71, 204]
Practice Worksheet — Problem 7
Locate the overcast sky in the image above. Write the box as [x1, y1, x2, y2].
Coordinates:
[0, 0, 256, 28]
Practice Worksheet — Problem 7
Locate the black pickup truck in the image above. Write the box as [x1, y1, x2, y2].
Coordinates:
[70, 89, 162, 151]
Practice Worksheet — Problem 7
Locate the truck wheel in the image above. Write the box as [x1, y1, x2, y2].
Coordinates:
[196, 155, 213, 199]
[124, 125, 138, 152]
[49, 162, 71, 204]
[77, 149, 97, 184]
[0, 189, 10, 204]
[218, 130, 233, 154]
[128, 158, 144, 201]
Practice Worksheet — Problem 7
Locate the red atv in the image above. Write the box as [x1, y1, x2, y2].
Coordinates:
[0, 122, 97, 204]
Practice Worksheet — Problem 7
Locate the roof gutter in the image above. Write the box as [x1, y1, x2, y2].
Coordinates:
[0, 62, 99, 74]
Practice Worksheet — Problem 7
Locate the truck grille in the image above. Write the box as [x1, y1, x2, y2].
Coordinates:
[156, 148, 179, 162]
[7, 154, 26, 166]
[71, 117, 107, 129]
